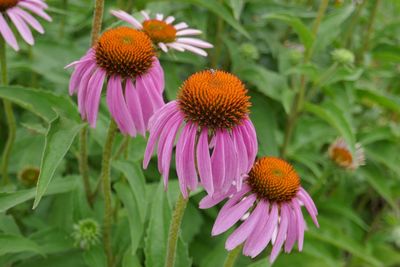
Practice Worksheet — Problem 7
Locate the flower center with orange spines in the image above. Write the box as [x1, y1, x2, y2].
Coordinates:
[330, 147, 353, 167]
[142, 19, 177, 44]
[95, 27, 155, 78]
[0, 0, 18, 12]
[177, 70, 250, 130]
[248, 157, 300, 202]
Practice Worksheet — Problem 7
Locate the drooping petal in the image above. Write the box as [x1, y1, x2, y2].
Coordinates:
[106, 76, 136, 136]
[13, 7, 44, 33]
[198, 185, 237, 209]
[297, 188, 319, 227]
[232, 126, 248, 177]
[211, 130, 225, 192]
[182, 124, 198, 191]
[138, 73, 164, 111]
[243, 201, 270, 255]
[110, 10, 142, 29]
[25, 0, 48, 9]
[292, 200, 305, 251]
[221, 130, 239, 193]
[143, 102, 179, 168]
[284, 203, 298, 253]
[175, 122, 192, 198]
[270, 205, 289, 263]
[86, 69, 106, 128]
[196, 127, 214, 195]
[0, 13, 19, 51]
[18, 1, 52, 21]
[125, 79, 146, 136]
[212, 194, 256, 236]
[7, 10, 34, 45]
[226, 199, 267, 250]
[77, 63, 97, 119]
[176, 37, 213, 48]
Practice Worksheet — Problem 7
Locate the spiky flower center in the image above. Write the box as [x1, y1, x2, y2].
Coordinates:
[0, 0, 18, 12]
[178, 70, 250, 130]
[248, 157, 300, 202]
[18, 166, 39, 187]
[330, 147, 353, 167]
[142, 19, 177, 44]
[95, 27, 155, 78]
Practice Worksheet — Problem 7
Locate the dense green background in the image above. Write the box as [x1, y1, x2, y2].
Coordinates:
[1, 0, 399, 266]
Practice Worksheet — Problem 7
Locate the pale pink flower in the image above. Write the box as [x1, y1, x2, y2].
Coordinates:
[0, 0, 51, 51]
[66, 27, 164, 136]
[111, 10, 213, 56]
[328, 137, 365, 170]
[201, 157, 319, 263]
[144, 70, 257, 198]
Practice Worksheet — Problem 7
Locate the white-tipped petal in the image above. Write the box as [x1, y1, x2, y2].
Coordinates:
[158, 42, 168, 52]
[174, 22, 188, 30]
[176, 29, 202, 36]
[177, 37, 213, 48]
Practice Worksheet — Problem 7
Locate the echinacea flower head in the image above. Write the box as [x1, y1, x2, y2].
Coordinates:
[328, 138, 365, 170]
[66, 27, 165, 136]
[72, 218, 101, 250]
[200, 157, 319, 263]
[144, 70, 257, 198]
[111, 10, 213, 56]
[0, 0, 51, 51]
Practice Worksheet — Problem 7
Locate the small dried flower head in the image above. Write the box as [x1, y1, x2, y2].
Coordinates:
[72, 218, 101, 250]
[18, 166, 39, 187]
[239, 43, 259, 60]
[331, 48, 355, 66]
[328, 138, 365, 170]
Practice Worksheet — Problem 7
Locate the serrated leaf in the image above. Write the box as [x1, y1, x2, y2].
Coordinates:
[33, 116, 85, 208]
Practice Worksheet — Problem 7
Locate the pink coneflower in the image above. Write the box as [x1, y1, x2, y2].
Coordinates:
[111, 10, 213, 56]
[66, 27, 164, 136]
[328, 137, 365, 170]
[201, 157, 319, 263]
[0, 0, 51, 51]
[144, 70, 257, 198]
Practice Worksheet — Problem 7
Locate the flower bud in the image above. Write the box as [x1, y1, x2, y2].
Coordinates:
[239, 43, 259, 60]
[72, 218, 101, 250]
[18, 166, 40, 187]
[331, 48, 355, 66]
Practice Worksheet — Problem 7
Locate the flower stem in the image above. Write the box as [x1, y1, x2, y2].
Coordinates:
[165, 193, 189, 267]
[91, 0, 105, 46]
[101, 120, 118, 267]
[280, 0, 329, 158]
[223, 245, 242, 267]
[0, 37, 16, 185]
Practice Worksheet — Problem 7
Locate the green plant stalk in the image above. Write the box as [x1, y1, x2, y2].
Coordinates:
[343, 0, 367, 48]
[357, 0, 381, 63]
[59, 0, 68, 38]
[165, 193, 189, 267]
[101, 120, 118, 267]
[307, 62, 338, 100]
[280, 0, 329, 158]
[0, 37, 16, 185]
[211, 0, 225, 68]
[79, 0, 105, 205]
[223, 245, 243, 267]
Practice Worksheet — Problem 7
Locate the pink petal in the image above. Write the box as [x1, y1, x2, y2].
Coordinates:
[232, 127, 248, 176]
[221, 130, 239, 193]
[270, 205, 289, 263]
[182, 124, 198, 191]
[284, 204, 298, 253]
[292, 200, 305, 251]
[141, 11, 150, 20]
[7, 10, 34, 45]
[77, 63, 96, 120]
[212, 194, 256, 236]
[85, 69, 106, 128]
[243, 201, 270, 255]
[175, 123, 192, 197]
[211, 131, 225, 192]
[125, 79, 146, 136]
[174, 22, 188, 30]
[18, 1, 51, 21]
[176, 38, 213, 48]
[25, 0, 48, 9]
[198, 185, 237, 209]
[196, 127, 214, 195]
[164, 16, 175, 24]
[138, 74, 164, 111]
[13, 7, 44, 33]
[0, 13, 19, 51]
[106, 76, 136, 136]
[110, 10, 142, 29]
[176, 28, 201, 36]
[297, 189, 319, 228]
[226, 199, 267, 250]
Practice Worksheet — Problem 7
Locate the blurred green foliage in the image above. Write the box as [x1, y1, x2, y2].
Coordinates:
[0, 0, 400, 266]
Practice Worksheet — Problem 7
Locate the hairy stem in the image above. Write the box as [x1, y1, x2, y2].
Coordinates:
[223, 245, 243, 267]
[0, 37, 16, 185]
[165, 194, 189, 267]
[101, 120, 118, 267]
[91, 0, 105, 46]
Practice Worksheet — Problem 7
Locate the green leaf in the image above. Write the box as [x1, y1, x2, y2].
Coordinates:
[357, 89, 400, 114]
[263, 13, 314, 51]
[304, 102, 356, 156]
[0, 86, 80, 122]
[144, 181, 191, 267]
[33, 116, 85, 208]
[174, 0, 250, 39]
[114, 182, 144, 255]
[0, 234, 42, 256]
[0, 177, 77, 212]
[228, 0, 245, 20]
[83, 246, 107, 267]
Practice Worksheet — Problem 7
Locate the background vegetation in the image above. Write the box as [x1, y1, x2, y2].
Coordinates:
[0, 0, 399, 266]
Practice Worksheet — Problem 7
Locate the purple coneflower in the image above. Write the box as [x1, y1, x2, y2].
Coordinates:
[0, 0, 51, 51]
[144, 70, 257, 198]
[111, 10, 213, 56]
[201, 157, 319, 263]
[328, 137, 365, 170]
[66, 27, 164, 136]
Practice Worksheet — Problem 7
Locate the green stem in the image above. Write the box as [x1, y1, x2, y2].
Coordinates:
[165, 193, 189, 267]
[343, 1, 366, 48]
[59, 0, 68, 39]
[280, 0, 329, 158]
[357, 0, 381, 63]
[211, 0, 225, 68]
[91, 0, 105, 46]
[113, 135, 130, 160]
[223, 245, 242, 267]
[307, 62, 338, 100]
[101, 120, 118, 267]
[0, 37, 16, 185]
